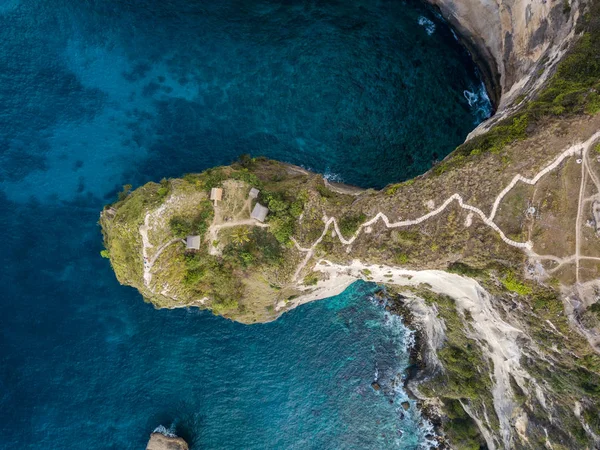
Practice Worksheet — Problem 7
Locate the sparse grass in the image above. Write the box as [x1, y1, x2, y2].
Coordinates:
[169, 200, 213, 238]
[303, 274, 319, 286]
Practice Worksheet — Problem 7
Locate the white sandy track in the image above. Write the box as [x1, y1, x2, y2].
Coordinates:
[140, 200, 174, 286]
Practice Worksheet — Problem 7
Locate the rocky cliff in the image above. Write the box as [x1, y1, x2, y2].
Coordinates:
[431, 0, 580, 110]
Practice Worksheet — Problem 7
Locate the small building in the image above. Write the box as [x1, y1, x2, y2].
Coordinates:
[186, 235, 201, 250]
[251, 203, 269, 222]
[249, 187, 260, 199]
[210, 187, 223, 203]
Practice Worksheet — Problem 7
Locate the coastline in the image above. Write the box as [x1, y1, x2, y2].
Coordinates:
[385, 291, 449, 449]
[424, 1, 501, 112]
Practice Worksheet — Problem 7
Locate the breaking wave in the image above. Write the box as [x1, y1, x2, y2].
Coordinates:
[418, 16, 436, 35]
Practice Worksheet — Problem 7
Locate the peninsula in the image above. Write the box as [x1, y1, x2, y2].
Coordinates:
[101, 1, 600, 448]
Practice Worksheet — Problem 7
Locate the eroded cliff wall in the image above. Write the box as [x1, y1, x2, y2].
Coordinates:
[429, 0, 580, 110]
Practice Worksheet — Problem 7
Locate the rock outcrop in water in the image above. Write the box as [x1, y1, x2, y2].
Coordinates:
[146, 432, 189, 450]
[102, 1, 600, 448]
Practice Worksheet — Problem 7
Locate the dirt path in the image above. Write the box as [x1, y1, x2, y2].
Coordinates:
[576, 152, 589, 283]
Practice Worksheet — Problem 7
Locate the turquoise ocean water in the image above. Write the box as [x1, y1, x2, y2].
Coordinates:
[0, 0, 490, 448]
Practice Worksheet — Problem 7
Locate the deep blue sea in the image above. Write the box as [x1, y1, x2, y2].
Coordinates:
[0, 0, 490, 448]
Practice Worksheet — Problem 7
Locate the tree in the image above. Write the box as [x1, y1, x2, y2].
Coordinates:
[231, 227, 251, 246]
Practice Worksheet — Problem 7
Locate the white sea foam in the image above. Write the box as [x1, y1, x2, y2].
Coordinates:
[418, 17, 436, 36]
[323, 170, 343, 184]
[153, 424, 177, 437]
[464, 82, 492, 122]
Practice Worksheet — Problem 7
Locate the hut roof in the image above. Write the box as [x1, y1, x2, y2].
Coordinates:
[210, 187, 223, 201]
[250, 203, 269, 222]
[186, 235, 201, 250]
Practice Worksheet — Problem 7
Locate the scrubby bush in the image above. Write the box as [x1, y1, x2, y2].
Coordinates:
[260, 191, 306, 244]
[338, 212, 366, 237]
[501, 271, 533, 295]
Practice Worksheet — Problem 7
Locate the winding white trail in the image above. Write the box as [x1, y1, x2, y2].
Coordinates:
[292, 131, 600, 280]
[140, 203, 167, 286]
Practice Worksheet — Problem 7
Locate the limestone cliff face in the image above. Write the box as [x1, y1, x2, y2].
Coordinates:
[429, 0, 579, 110]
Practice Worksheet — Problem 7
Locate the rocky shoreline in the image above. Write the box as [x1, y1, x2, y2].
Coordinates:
[373, 288, 450, 449]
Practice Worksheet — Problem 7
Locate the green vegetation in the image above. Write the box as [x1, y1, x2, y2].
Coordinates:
[303, 274, 319, 286]
[417, 291, 494, 448]
[169, 200, 214, 238]
[394, 253, 409, 264]
[117, 184, 133, 201]
[230, 168, 261, 187]
[261, 190, 306, 244]
[200, 168, 227, 189]
[182, 251, 241, 313]
[442, 399, 485, 450]
[420, 292, 494, 402]
[316, 183, 333, 198]
[594, 142, 600, 154]
[157, 178, 169, 198]
[501, 271, 533, 295]
[223, 227, 283, 269]
[101, 181, 168, 285]
[446, 262, 487, 279]
[338, 212, 366, 237]
[385, 179, 414, 196]
[100, 249, 110, 258]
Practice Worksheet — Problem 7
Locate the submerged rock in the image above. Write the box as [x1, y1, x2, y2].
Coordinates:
[146, 432, 189, 450]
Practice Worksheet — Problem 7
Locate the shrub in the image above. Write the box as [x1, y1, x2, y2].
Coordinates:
[316, 183, 333, 198]
[447, 262, 487, 278]
[260, 191, 306, 244]
[501, 271, 533, 295]
[338, 212, 366, 237]
[202, 168, 226, 189]
[303, 274, 319, 286]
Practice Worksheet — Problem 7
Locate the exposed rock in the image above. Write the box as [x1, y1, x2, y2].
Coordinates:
[429, 0, 578, 110]
[146, 432, 189, 450]
[371, 381, 381, 391]
[401, 401, 411, 411]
